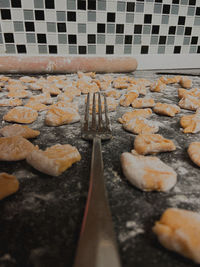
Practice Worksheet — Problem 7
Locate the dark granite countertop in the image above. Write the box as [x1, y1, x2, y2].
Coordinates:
[0, 70, 200, 267]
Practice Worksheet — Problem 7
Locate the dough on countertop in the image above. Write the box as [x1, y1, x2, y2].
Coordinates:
[179, 95, 200, 111]
[188, 142, 200, 167]
[180, 109, 200, 133]
[0, 124, 40, 139]
[179, 77, 192, 89]
[153, 103, 180, 117]
[0, 173, 19, 200]
[119, 91, 139, 107]
[118, 108, 152, 124]
[153, 208, 200, 264]
[123, 117, 159, 135]
[0, 98, 22, 107]
[131, 97, 155, 108]
[3, 106, 38, 124]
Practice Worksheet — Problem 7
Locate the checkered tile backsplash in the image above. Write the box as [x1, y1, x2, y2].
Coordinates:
[0, 0, 200, 58]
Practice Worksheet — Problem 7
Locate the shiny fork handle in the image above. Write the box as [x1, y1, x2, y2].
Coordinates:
[73, 136, 121, 267]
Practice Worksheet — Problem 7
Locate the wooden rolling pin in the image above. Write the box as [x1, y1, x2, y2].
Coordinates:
[0, 56, 137, 73]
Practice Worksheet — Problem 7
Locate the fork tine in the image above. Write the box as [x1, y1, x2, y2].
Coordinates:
[91, 93, 96, 130]
[84, 93, 90, 130]
[98, 92, 103, 129]
[104, 94, 111, 130]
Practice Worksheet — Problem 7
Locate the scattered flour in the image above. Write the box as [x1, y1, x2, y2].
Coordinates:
[119, 221, 144, 242]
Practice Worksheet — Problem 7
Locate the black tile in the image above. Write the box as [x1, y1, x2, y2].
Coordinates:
[178, 16, 186, 25]
[57, 23, 67, 32]
[191, 36, 198, 44]
[78, 0, 86, 10]
[17, 45, 26, 53]
[196, 7, 200, 16]
[173, 0, 179, 3]
[116, 24, 124, 34]
[11, 0, 21, 8]
[37, 34, 47, 43]
[88, 34, 96, 43]
[174, 46, 181, 53]
[35, 10, 45, 20]
[185, 27, 192, 35]
[49, 45, 57, 54]
[107, 12, 115, 22]
[162, 4, 170, 14]
[134, 24, 142, 34]
[125, 35, 132, 44]
[155, 0, 162, 2]
[79, 46, 86, 54]
[68, 35, 77, 44]
[152, 25, 160, 34]
[4, 33, 14, 43]
[88, 0, 96, 10]
[141, 45, 149, 54]
[197, 46, 200, 53]
[1, 9, 11, 20]
[67, 12, 76, 21]
[127, 2, 135, 12]
[45, 0, 54, 9]
[168, 26, 176, 35]
[106, 45, 114, 54]
[159, 36, 166, 44]
[25, 22, 35, 32]
[97, 23, 105, 33]
[144, 14, 152, 24]
[189, 0, 196, 5]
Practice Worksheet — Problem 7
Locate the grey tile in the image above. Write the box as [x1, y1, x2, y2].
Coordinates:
[154, 4, 162, 13]
[26, 33, 36, 43]
[88, 11, 96, 22]
[78, 24, 86, 33]
[13, 21, 24, 32]
[126, 13, 134, 23]
[88, 45, 96, 54]
[183, 37, 190, 45]
[136, 3, 144, 12]
[115, 35, 124, 44]
[189, 46, 197, 53]
[124, 45, 132, 54]
[0, 24, 1, 32]
[0, 0, 10, 7]
[143, 25, 151, 34]
[58, 34, 67, 44]
[171, 5, 179, 15]
[151, 35, 158, 45]
[167, 36, 175, 45]
[47, 22, 56, 32]
[0, 33, 3, 44]
[194, 17, 200, 26]
[34, 0, 44, 8]
[57, 11, 66, 21]
[158, 46, 165, 54]
[67, 0, 76, 10]
[117, 1, 126, 12]
[97, 34, 105, 44]
[146, 0, 153, 2]
[161, 15, 169, 24]
[38, 45, 47, 54]
[24, 10, 34, 20]
[107, 24, 115, 34]
[177, 26, 184, 35]
[5, 44, 16, 54]
[187, 7, 195, 16]
[134, 35, 141, 44]
[69, 45, 77, 54]
[181, 0, 188, 4]
[98, 1, 106, 11]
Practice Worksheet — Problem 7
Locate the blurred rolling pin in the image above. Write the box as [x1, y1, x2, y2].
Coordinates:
[0, 56, 138, 74]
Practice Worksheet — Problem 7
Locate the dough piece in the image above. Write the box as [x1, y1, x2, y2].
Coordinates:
[26, 144, 81, 176]
[0, 98, 22, 107]
[3, 106, 38, 124]
[113, 77, 129, 89]
[53, 80, 70, 89]
[150, 81, 166, 92]
[153, 103, 180, 117]
[179, 95, 200, 111]
[178, 88, 200, 99]
[188, 142, 200, 167]
[127, 84, 147, 96]
[19, 76, 37, 83]
[29, 83, 43, 91]
[6, 83, 28, 91]
[0, 124, 40, 139]
[77, 71, 96, 79]
[180, 109, 200, 133]
[118, 109, 152, 124]
[45, 105, 80, 126]
[42, 85, 62, 96]
[88, 96, 118, 113]
[25, 101, 48, 111]
[134, 134, 176, 155]
[0, 173, 19, 200]
[136, 78, 152, 87]
[50, 101, 78, 111]
[179, 77, 192, 89]
[123, 117, 159, 134]
[63, 86, 81, 96]
[76, 80, 99, 94]
[120, 91, 139, 107]
[29, 92, 53, 105]
[57, 94, 73, 103]
[0, 76, 9, 82]
[7, 89, 30, 99]
[99, 81, 112, 91]
[131, 98, 155, 108]
[120, 152, 177, 191]
[0, 136, 37, 161]
[105, 89, 121, 99]
[153, 208, 200, 264]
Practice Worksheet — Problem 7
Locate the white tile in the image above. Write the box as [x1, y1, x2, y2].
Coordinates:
[149, 45, 158, 55]
[134, 13, 144, 24]
[181, 46, 189, 54]
[11, 9, 24, 20]
[14, 33, 26, 44]
[76, 11, 87, 23]
[1, 21, 13, 32]
[175, 36, 184, 45]
[34, 22, 47, 33]
[165, 45, 174, 54]
[21, 0, 34, 9]
[144, 3, 154, 13]
[159, 25, 169, 35]
[55, 0, 66, 10]
[96, 45, 105, 55]
[115, 45, 124, 55]
[178, 5, 187, 16]
[192, 26, 200, 35]
[87, 23, 97, 33]
[169, 15, 178, 25]
[132, 45, 141, 55]
[67, 23, 77, 34]
[116, 13, 126, 24]
[47, 34, 57, 44]
[0, 45, 5, 54]
[96, 11, 106, 23]
[77, 34, 87, 45]
[106, 34, 115, 45]
[58, 45, 68, 54]
[124, 24, 134, 34]
[142, 35, 151, 45]
[185, 16, 194, 27]
[107, 1, 117, 12]
[26, 45, 38, 54]
[152, 14, 162, 25]
[45, 10, 57, 21]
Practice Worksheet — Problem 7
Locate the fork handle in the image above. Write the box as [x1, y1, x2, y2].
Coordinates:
[73, 136, 121, 267]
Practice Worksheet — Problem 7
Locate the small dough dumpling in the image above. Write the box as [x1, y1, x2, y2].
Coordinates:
[180, 109, 200, 133]
[134, 134, 176, 155]
[29, 92, 53, 105]
[105, 89, 121, 99]
[0, 173, 19, 200]
[179, 76, 192, 89]
[25, 101, 48, 111]
[19, 76, 37, 83]
[7, 89, 31, 99]
[153, 208, 200, 264]
[26, 144, 81, 176]
[123, 117, 159, 135]
[179, 95, 200, 111]
[0, 124, 40, 139]
[131, 97, 155, 108]
[0, 98, 22, 107]
[119, 91, 139, 107]
[118, 109, 152, 124]
[188, 142, 200, 167]
[153, 103, 180, 117]
[178, 88, 200, 99]
[120, 152, 177, 191]
[3, 106, 38, 124]
[150, 80, 166, 92]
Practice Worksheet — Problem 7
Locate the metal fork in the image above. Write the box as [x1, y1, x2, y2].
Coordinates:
[73, 92, 121, 267]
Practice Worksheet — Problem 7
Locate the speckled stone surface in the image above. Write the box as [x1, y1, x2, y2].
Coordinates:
[0, 70, 200, 267]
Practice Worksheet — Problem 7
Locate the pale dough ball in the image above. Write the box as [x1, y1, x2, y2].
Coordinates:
[0, 173, 19, 200]
[188, 142, 200, 167]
